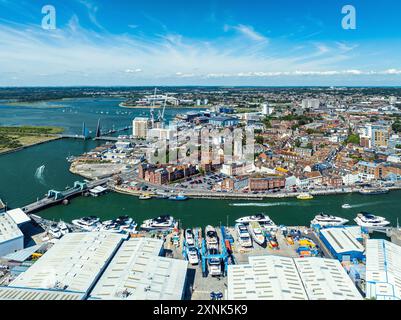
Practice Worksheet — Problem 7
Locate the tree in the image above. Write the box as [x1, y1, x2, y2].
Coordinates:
[393, 121, 401, 133]
[347, 134, 360, 145]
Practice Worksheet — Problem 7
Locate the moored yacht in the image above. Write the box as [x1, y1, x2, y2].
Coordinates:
[311, 213, 349, 227]
[72, 216, 101, 231]
[248, 221, 266, 246]
[186, 246, 199, 265]
[48, 224, 62, 239]
[185, 229, 195, 246]
[205, 225, 219, 250]
[235, 223, 253, 248]
[140, 215, 176, 231]
[354, 212, 390, 228]
[235, 214, 275, 225]
[57, 221, 70, 236]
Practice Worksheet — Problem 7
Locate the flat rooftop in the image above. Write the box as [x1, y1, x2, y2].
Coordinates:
[0, 287, 84, 300]
[320, 227, 365, 254]
[0, 212, 23, 244]
[10, 232, 127, 294]
[295, 258, 362, 300]
[366, 239, 401, 300]
[227, 255, 308, 300]
[5, 208, 31, 225]
[227, 255, 362, 300]
[90, 238, 188, 300]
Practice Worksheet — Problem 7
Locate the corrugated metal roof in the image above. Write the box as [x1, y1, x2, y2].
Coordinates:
[321, 227, 365, 254]
[2, 244, 43, 262]
[0, 212, 23, 244]
[0, 287, 84, 300]
[10, 232, 127, 294]
[89, 238, 187, 300]
[366, 239, 401, 300]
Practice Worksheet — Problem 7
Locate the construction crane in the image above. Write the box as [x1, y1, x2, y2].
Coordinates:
[157, 94, 168, 127]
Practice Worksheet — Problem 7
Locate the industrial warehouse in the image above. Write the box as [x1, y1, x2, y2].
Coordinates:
[2, 233, 188, 300]
[227, 255, 362, 300]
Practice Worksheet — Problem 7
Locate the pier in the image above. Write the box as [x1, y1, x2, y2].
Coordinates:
[22, 178, 110, 214]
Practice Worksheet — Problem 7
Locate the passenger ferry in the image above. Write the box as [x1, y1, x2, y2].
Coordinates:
[140, 215, 176, 231]
[248, 221, 266, 246]
[297, 193, 314, 200]
[235, 223, 253, 248]
[354, 212, 390, 228]
[311, 213, 349, 227]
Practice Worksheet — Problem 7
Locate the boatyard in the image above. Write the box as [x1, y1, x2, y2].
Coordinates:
[2, 204, 389, 300]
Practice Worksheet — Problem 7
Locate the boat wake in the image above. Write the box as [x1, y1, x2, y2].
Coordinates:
[344, 201, 386, 209]
[229, 202, 293, 207]
[34, 165, 46, 186]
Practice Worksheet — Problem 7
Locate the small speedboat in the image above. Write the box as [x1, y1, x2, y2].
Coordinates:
[139, 194, 152, 200]
[311, 213, 349, 227]
[342, 204, 352, 209]
[354, 212, 390, 228]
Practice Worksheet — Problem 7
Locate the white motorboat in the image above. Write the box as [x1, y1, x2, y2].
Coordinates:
[186, 246, 199, 265]
[48, 224, 62, 239]
[57, 221, 70, 236]
[342, 204, 352, 209]
[72, 216, 101, 231]
[354, 212, 390, 228]
[235, 213, 275, 226]
[205, 225, 219, 250]
[207, 250, 222, 276]
[235, 223, 253, 248]
[140, 215, 176, 231]
[248, 221, 266, 246]
[185, 229, 195, 246]
[311, 213, 349, 227]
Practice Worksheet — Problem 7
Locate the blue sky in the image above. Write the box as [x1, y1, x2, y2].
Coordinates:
[1, 0, 401, 86]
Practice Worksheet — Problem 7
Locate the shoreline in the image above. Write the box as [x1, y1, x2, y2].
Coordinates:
[0, 135, 62, 156]
[119, 102, 209, 109]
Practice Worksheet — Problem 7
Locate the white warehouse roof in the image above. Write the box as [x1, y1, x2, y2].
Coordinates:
[10, 232, 127, 295]
[227, 255, 362, 300]
[320, 227, 365, 254]
[295, 258, 362, 300]
[227, 255, 308, 300]
[0, 287, 84, 300]
[5, 208, 31, 225]
[0, 212, 23, 244]
[90, 238, 187, 300]
[366, 239, 401, 300]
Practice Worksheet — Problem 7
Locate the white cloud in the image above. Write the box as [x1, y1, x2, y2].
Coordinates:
[224, 24, 268, 42]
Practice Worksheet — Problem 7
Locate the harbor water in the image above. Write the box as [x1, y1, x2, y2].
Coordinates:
[1, 98, 400, 228]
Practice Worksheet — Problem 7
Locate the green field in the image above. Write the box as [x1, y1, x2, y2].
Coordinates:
[0, 126, 64, 153]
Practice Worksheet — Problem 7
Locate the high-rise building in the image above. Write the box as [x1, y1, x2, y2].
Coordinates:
[301, 99, 320, 109]
[132, 117, 149, 139]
